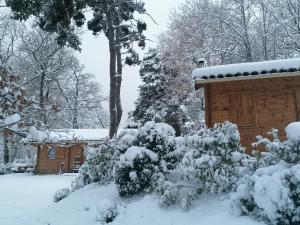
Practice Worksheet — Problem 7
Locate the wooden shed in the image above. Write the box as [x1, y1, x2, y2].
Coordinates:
[192, 58, 300, 153]
[26, 129, 109, 174]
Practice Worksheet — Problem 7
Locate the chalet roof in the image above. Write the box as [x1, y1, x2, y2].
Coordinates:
[192, 58, 300, 83]
[25, 128, 110, 144]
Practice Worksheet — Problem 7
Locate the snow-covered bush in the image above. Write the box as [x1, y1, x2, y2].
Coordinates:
[154, 122, 255, 209]
[97, 205, 118, 224]
[72, 130, 137, 191]
[233, 125, 300, 224]
[131, 121, 180, 170]
[232, 163, 300, 225]
[114, 146, 159, 196]
[0, 164, 12, 175]
[180, 122, 248, 194]
[72, 144, 117, 191]
[253, 128, 300, 167]
[53, 187, 71, 203]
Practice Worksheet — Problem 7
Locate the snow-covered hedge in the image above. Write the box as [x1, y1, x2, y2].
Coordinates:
[114, 146, 159, 196]
[232, 126, 300, 224]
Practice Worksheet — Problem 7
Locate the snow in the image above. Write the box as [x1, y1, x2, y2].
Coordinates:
[285, 122, 300, 140]
[121, 146, 158, 167]
[192, 57, 300, 80]
[26, 127, 110, 143]
[231, 151, 242, 162]
[3, 113, 21, 125]
[0, 173, 75, 225]
[142, 121, 176, 138]
[0, 173, 265, 225]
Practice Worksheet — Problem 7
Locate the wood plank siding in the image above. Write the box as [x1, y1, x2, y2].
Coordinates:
[204, 76, 300, 153]
[36, 143, 85, 174]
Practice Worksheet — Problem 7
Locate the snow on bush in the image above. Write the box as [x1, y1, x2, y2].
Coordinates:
[155, 122, 255, 209]
[97, 205, 118, 224]
[53, 187, 71, 203]
[180, 122, 249, 194]
[72, 143, 118, 191]
[114, 146, 159, 196]
[231, 163, 300, 225]
[72, 131, 137, 191]
[232, 126, 300, 224]
[131, 121, 180, 170]
[0, 164, 12, 175]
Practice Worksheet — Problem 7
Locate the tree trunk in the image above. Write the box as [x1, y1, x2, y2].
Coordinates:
[73, 73, 79, 129]
[39, 72, 47, 127]
[3, 134, 9, 164]
[115, 28, 123, 130]
[107, 9, 117, 139]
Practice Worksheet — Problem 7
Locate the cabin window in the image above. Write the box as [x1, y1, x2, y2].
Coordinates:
[229, 93, 256, 127]
[48, 146, 57, 160]
[74, 155, 81, 162]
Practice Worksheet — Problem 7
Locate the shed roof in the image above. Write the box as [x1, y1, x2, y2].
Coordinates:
[192, 58, 300, 83]
[26, 128, 109, 144]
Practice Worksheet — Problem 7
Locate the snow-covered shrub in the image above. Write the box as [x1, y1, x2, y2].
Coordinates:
[114, 146, 159, 196]
[154, 172, 198, 209]
[71, 163, 91, 191]
[0, 164, 12, 175]
[72, 142, 119, 191]
[232, 125, 300, 224]
[97, 205, 118, 224]
[131, 121, 180, 170]
[180, 122, 248, 194]
[232, 163, 300, 225]
[53, 187, 71, 203]
[154, 122, 255, 209]
[72, 131, 136, 191]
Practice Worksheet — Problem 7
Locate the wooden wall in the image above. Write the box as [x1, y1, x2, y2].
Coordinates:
[205, 76, 300, 153]
[36, 143, 84, 174]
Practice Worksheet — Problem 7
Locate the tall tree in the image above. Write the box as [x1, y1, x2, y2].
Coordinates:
[6, 0, 147, 138]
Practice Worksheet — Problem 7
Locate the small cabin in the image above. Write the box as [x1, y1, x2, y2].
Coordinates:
[26, 129, 109, 174]
[192, 58, 300, 153]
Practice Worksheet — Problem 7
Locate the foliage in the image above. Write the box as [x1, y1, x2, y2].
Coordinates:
[98, 205, 118, 224]
[155, 122, 255, 209]
[131, 121, 179, 170]
[232, 129, 300, 224]
[114, 146, 159, 197]
[72, 142, 118, 191]
[53, 187, 71, 203]
[133, 48, 202, 135]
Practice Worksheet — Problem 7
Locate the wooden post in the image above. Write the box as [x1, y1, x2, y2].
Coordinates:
[204, 84, 212, 128]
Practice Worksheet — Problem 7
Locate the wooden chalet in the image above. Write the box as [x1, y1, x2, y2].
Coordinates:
[26, 129, 109, 174]
[192, 58, 300, 153]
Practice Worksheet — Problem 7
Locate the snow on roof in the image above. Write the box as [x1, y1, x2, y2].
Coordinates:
[26, 127, 109, 143]
[192, 58, 300, 83]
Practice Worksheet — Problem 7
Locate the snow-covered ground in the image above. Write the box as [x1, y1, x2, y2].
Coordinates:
[0, 173, 265, 225]
[0, 173, 75, 225]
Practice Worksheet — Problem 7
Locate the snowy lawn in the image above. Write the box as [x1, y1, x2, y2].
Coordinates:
[0, 173, 265, 225]
[0, 173, 75, 225]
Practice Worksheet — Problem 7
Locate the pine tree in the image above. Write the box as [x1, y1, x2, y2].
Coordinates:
[133, 49, 167, 123]
[133, 49, 186, 136]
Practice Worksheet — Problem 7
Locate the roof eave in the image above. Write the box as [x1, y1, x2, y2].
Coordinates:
[194, 71, 300, 84]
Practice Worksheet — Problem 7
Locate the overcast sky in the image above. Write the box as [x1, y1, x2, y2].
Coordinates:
[77, 0, 185, 125]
